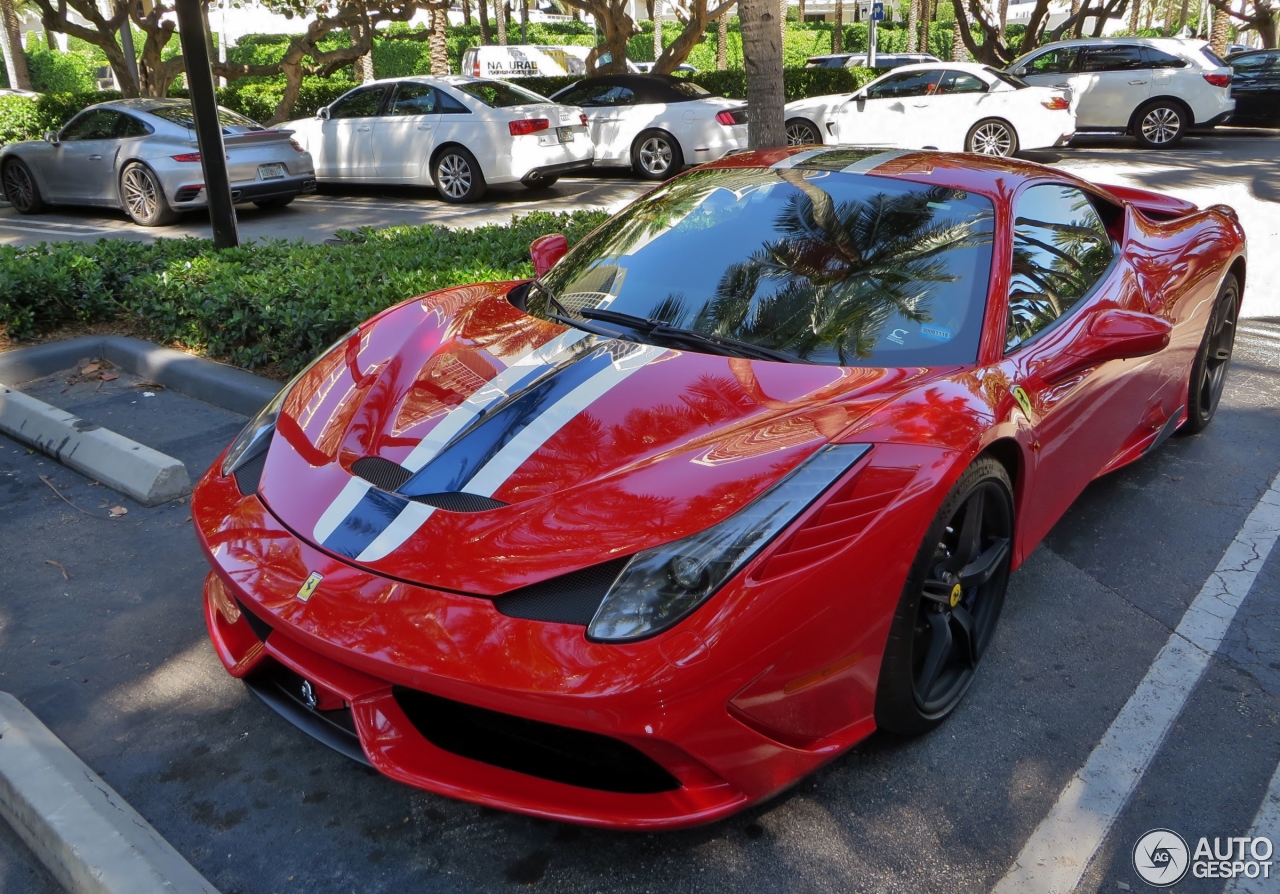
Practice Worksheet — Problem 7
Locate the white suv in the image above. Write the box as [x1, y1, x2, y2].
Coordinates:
[1007, 38, 1234, 148]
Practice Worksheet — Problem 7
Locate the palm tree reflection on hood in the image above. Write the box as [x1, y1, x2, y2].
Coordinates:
[683, 172, 993, 364]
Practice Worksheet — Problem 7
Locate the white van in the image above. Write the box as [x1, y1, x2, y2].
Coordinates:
[460, 45, 639, 79]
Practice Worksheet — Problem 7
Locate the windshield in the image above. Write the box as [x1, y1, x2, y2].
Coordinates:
[531, 159, 996, 366]
[146, 104, 263, 132]
[985, 67, 1029, 88]
[456, 79, 550, 107]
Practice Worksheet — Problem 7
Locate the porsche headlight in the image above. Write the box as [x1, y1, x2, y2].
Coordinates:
[586, 443, 871, 643]
[220, 329, 357, 477]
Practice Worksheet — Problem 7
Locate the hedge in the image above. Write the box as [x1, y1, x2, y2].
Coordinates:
[0, 211, 608, 374]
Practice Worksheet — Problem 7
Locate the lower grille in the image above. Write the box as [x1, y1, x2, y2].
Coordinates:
[246, 664, 370, 767]
[393, 687, 680, 794]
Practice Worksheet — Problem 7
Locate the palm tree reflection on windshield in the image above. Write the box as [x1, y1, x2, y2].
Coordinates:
[687, 171, 993, 363]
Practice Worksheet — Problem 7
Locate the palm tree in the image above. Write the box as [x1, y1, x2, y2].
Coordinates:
[0, 0, 31, 92]
[740, 0, 787, 147]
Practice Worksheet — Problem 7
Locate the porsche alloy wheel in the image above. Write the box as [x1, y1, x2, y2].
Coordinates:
[120, 162, 177, 227]
[433, 147, 487, 203]
[876, 457, 1014, 735]
[633, 130, 683, 180]
[3, 160, 45, 214]
[1135, 102, 1186, 149]
[966, 119, 1018, 157]
[1181, 273, 1240, 434]
[785, 119, 822, 147]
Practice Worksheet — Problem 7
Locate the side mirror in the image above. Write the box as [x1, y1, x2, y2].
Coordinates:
[316, 106, 331, 120]
[44, 130, 59, 145]
[1037, 308, 1172, 385]
[530, 233, 568, 277]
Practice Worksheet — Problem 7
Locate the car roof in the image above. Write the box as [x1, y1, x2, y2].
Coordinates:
[1028, 36, 1205, 52]
[869, 61, 998, 77]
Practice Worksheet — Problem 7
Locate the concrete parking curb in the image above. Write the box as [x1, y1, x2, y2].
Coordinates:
[0, 385, 190, 506]
[0, 336, 280, 417]
[0, 692, 220, 894]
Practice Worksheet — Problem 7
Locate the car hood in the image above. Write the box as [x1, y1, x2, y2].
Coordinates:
[255, 284, 925, 594]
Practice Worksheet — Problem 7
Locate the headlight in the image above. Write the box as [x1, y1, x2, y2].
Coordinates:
[221, 329, 357, 477]
[587, 443, 871, 643]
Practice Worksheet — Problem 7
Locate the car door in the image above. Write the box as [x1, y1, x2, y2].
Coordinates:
[930, 70, 990, 148]
[46, 109, 123, 202]
[1001, 183, 1156, 549]
[590, 85, 642, 163]
[1229, 52, 1279, 126]
[1015, 45, 1083, 98]
[835, 69, 943, 145]
[372, 82, 442, 181]
[1075, 44, 1152, 128]
[318, 84, 390, 179]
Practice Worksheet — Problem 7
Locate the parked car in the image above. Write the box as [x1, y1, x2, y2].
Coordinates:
[1226, 49, 1280, 127]
[806, 53, 940, 69]
[784, 63, 1075, 156]
[1006, 37, 1235, 148]
[0, 99, 315, 226]
[196, 145, 1244, 829]
[283, 76, 592, 203]
[549, 74, 747, 178]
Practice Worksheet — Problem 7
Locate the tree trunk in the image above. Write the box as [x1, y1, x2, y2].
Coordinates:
[653, 0, 662, 57]
[906, 0, 918, 50]
[462, 0, 472, 27]
[430, 0, 449, 72]
[1209, 1, 1229, 49]
[832, 0, 843, 51]
[952, 15, 966, 57]
[919, 0, 932, 54]
[717, 8, 728, 66]
[479, 0, 492, 43]
[739, 0, 785, 147]
[998, 0, 1008, 36]
[798, 0, 805, 21]
[496, 0, 508, 44]
[519, 0, 527, 43]
[0, 0, 32, 91]
[778, 0, 786, 38]
[1177, 0, 1189, 31]
[1128, 0, 1140, 31]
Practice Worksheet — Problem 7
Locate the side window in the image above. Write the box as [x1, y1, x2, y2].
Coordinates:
[115, 114, 153, 138]
[597, 86, 637, 105]
[387, 82, 438, 116]
[1080, 45, 1148, 72]
[1143, 47, 1188, 69]
[1025, 47, 1079, 75]
[555, 85, 596, 105]
[61, 110, 120, 141]
[939, 71, 988, 94]
[436, 89, 471, 114]
[329, 86, 389, 119]
[866, 70, 942, 99]
[1006, 185, 1116, 352]
[1230, 53, 1272, 75]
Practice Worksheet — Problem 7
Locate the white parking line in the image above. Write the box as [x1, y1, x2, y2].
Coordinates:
[0, 219, 112, 235]
[1225, 758, 1280, 894]
[993, 468, 1280, 894]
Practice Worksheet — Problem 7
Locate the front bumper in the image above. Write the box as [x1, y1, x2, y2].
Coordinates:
[194, 467, 884, 829]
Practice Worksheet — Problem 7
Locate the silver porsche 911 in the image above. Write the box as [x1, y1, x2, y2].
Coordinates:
[0, 99, 316, 227]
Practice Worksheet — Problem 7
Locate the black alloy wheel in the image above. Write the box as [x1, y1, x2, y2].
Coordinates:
[3, 159, 45, 214]
[1180, 272, 1240, 434]
[876, 457, 1014, 736]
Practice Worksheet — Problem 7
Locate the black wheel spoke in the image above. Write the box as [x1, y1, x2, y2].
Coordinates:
[958, 537, 1010, 588]
[921, 577, 954, 605]
[917, 611, 952, 697]
[950, 605, 979, 668]
[946, 488, 984, 571]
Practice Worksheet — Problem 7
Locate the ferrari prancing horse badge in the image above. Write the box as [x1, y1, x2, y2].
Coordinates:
[296, 571, 323, 602]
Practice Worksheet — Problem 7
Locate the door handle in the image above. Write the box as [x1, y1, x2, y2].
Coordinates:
[356, 126, 372, 132]
[88, 154, 102, 160]
[417, 124, 433, 131]
[1052, 83, 1070, 88]
[1128, 79, 1147, 85]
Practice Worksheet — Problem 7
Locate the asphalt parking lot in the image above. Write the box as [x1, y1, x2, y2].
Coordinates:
[1, 131, 1278, 894]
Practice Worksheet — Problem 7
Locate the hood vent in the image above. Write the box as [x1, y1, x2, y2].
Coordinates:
[350, 456, 508, 513]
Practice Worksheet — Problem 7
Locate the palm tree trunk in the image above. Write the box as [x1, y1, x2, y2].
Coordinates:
[479, 0, 492, 43]
[1209, 1, 1229, 49]
[952, 15, 966, 57]
[462, 0, 472, 27]
[779, 0, 787, 38]
[496, 0, 508, 45]
[519, 0, 528, 43]
[653, 0, 663, 58]
[1128, 0, 1140, 31]
[717, 8, 728, 67]
[833, 0, 843, 52]
[1177, 0, 1190, 32]
[0, 0, 31, 91]
[798, 0, 805, 21]
[906, 0, 919, 50]
[430, 1, 449, 72]
[740, 0, 786, 148]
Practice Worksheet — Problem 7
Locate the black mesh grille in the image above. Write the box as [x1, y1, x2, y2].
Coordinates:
[392, 686, 679, 794]
[493, 558, 629, 625]
[350, 456, 508, 512]
[233, 449, 268, 496]
[235, 598, 275, 642]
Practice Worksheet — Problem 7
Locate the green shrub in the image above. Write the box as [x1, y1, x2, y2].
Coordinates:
[26, 50, 100, 93]
[0, 212, 608, 374]
[0, 91, 123, 148]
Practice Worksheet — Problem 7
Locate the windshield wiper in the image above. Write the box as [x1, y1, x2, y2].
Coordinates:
[579, 307, 796, 363]
[527, 279, 629, 341]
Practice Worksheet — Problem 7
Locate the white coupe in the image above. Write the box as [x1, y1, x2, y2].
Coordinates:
[283, 76, 592, 203]
[783, 63, 1076, 157]
[550, 74, 748, 179]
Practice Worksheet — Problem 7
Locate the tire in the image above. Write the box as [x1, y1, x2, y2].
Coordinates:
[965, 118, 1019, 157]
[119, 162, 177, 227]
[253, 195, 295, 209]
[631, 129, 683, 180]
[432, 146, 487, 203]
[875, 456, 1015, 737]
[523, 176, 559, 190]
[1179, 272, 1240, 435]
[2, 159, 46, 214]
[1133, 100, 1187, 149]
[785, 118, 823, 146]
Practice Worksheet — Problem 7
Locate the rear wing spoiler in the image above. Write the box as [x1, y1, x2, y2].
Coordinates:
[1100, 183, 1198, 220]
[203, 128, 296, 148]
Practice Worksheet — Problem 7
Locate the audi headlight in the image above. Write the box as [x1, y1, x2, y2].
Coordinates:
[221, 329, 357, 477]
[587, 443, 871, 643]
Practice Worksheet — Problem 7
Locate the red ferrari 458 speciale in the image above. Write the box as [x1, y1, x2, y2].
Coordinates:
[194, 147, 1245, 829]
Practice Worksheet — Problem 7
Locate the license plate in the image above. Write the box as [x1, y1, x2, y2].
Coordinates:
[557, 127, 574, 143]
[258, 163, 285, 180]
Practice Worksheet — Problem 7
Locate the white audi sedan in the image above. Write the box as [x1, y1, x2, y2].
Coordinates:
[283, 76, 592, 202]
[783, 63, 1075, 157]
[549, 74, 748, 179]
